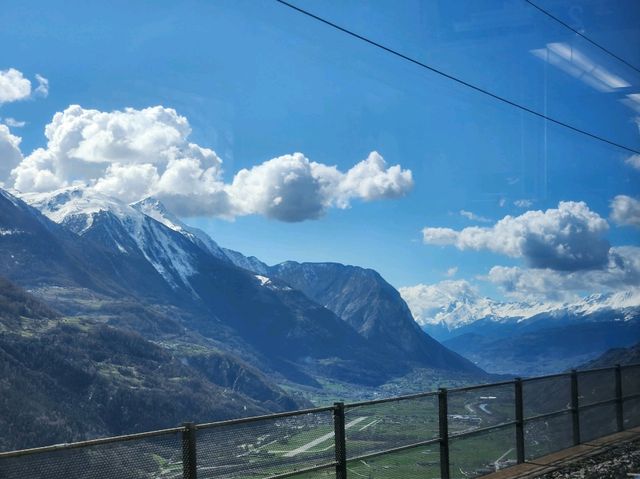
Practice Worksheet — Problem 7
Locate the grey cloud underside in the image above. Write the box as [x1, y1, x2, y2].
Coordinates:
[520, 228, 610, 271]
[423, 201, 612, 272]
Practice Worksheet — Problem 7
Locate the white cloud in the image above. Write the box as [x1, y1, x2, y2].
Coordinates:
[0, 69, 48, 105]
[34, 74, 49, 98]
[228, 151, 413, 222]
[459, 210, 491, 223]
[0, 125, 23, 187]
[94, 162, 160, 203]
[486, 246, 640, 301]
[422, 227, 460, 246]
[0, 68, 32, 104]
[229, 153, 329, 221]
[399, 280, 482, 326]
[7, 105, 413, 221]
[337, 151, 413, 204]
[423, 201, 610, 271]
[2, 118, 26, 128]
[514, 199, 533, 208]
[611, 195, 640, 228]
[626, 154, 640, 170]
[445, 267, 458, 278]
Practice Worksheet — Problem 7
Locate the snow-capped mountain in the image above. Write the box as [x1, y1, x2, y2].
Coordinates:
[0, 187, 177, 299]
[400, 280, 640, 340]
[14, 186, 487, 383]
[23, 187, 201, 292]
[131, 197, 270, 275]
[399, 280, 640, 375]
[131, 197, 229, 262]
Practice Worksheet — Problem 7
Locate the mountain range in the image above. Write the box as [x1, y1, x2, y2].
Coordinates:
[401, 281, 640, 375]
[4, 183, 637, 449]
[0, 185, 483, 448]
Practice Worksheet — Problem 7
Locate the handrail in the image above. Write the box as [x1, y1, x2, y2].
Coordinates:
[345, 389, 438, 408]
[0, 426, 184, 459]
[197, 405, 335, 430]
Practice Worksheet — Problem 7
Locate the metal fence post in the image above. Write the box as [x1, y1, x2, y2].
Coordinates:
[514, 378, 525, 464]
[333, 402, 347, 479]
[615, 364, 624, 432]
[570, 370, 581, 446]
[438, 388, 450, 479]
[182, 422, 197, 479]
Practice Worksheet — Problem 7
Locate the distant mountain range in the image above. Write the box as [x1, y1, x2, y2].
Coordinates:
[400, 281, 640, 376]
[0, 185, 484, 448]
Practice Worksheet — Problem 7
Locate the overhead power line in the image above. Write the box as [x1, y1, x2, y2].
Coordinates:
[525, 0, 640, 76]
[275, 0, 640, 156]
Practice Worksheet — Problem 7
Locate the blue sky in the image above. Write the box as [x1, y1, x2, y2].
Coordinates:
[1, 0, 639, 300]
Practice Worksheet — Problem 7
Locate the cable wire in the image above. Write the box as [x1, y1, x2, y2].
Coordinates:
[525, 0, 640, 76]
[275, 0, 640, 156]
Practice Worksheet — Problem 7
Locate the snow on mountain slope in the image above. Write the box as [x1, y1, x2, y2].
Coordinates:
[221, 248, 270, 275]
[400, 280, 640, 333]
[22, 187, 200, 292]
[131, 197, 229, 261]
[131, 198, 274, 276]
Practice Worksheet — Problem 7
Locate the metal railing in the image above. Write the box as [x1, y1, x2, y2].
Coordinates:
[1, 363, 639, 478]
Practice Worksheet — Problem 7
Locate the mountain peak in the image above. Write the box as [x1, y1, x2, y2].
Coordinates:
[131, 196, 185, 232]
[20, 186, 138, 232]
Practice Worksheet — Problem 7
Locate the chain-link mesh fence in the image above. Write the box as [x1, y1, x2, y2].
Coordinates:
[449, 425, 517, 478]
[523, 374, 571, 418]
[524, 411, 574, 460]
[623, 365, 640, 396]
[622, 365, 640, 429]
[196, 409, 335, 479]
[522, 374, 573, 459]
[1, 364, 638, 479]
[445, 383, 517, 478]
[447, 383, 515, 436]
[346, 443, 439, 479]
[577, 369, 618, 442]
[0, 430, 182, 479]
[344, 393, 439, 461]
[623, 397, 640, 429]
[578, 369, 616, 407]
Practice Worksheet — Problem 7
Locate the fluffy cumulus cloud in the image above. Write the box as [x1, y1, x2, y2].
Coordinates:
[0, 69, 31, 104]
[610, 195, 640, 228]
[0, 125, 23, 187]
[626, 154, 640, 170]
[423, 202, 610, 271]
[228, 151, 413, 222]
[0, 68, 48, 104]
[487, 246, 640, 301]
[5, 105, 413, 221]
